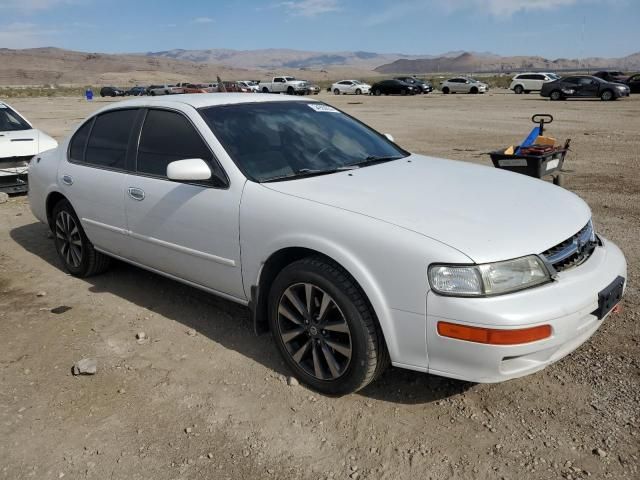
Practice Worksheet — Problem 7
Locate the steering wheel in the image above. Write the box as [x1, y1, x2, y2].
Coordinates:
[309, 145, 342, 166]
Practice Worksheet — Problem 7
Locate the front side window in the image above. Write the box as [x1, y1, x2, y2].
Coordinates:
[84, 109, 137, 170]
[200, 101, 407, 183]
[136, 109, 224, 186]
[0, 105, 31, 131]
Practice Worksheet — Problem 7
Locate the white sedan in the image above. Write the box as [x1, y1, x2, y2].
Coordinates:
[1, 101, 57, 193]
[331, 80, 371, 95]
[28, 94, 626, 395]
[441, 77, 488, 94]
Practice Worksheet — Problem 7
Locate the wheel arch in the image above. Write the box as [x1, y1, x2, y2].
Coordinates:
[45, 190, 68, 228]
[250, 246, 393, 355]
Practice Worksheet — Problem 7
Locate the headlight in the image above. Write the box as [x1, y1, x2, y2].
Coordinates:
[428, 255, 551, 297]
[615, 85, 627, 90]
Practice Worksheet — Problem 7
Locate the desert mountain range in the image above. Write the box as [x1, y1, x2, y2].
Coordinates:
[0, 47, 638, 86]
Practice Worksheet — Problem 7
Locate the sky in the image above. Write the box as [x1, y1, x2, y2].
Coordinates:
[0, 0, 637, 58]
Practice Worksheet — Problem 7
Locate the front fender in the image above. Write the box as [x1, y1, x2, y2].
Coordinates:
[240, 183, 471, 370]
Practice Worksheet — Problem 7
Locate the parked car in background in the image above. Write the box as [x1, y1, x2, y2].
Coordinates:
[370, 79, 417, 96]
[99, 86, 125, 97]
[509, 72, 559, 94]
[540, 75, 630, 101]
[28, 94, 627, 394]
[592, 71, 629, 84]
[305, 82, 321, 95]
[440, 77, 488, 94]
[147, 85, 182, 96]
[395, 76, 433, 93]
[182, 84, 209, 94]
[125, 86, 148, 96]
[237, 81, 260, 93]
[0, 101, 57, 193]
[626, 73, 640, 93]
[258, 76, 308, 95]
[331, 80, 371, 95]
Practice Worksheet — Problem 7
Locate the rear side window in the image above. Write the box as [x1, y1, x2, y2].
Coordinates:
[68, 119, 93, 162]
[84, 109, 137, 170]
[136, 109, 224, 186]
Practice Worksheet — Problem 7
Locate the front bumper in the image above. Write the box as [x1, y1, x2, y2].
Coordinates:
[425, 236, 627, 383]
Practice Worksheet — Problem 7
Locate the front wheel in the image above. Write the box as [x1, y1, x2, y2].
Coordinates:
[470, 87, 478, 94]
[549, 90, 562, 101]
[600, 89, 614, 101]
[287, 86, 294, 95]
[373, 89, 382, 96]
[268, 257, 388, 395]
[355, 89, 362, 95]
[52, 200, 111, 277]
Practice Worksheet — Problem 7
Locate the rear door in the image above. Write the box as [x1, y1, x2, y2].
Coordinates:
[123, 107, 245, 300]
[58, 109, 137, 255]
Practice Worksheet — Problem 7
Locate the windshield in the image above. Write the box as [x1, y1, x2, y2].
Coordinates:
[0, 105, 31, 131]
[200, 101, 407, 182]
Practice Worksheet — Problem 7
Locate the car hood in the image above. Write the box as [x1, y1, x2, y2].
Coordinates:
[263, 154, 591, 263]
[0, 129, 58, 159]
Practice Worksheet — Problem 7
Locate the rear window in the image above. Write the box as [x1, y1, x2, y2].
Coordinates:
[0, 105, 31, 131]
[69, 119, 93, 162]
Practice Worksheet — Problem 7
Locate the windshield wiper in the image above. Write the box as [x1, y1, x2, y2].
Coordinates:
[263, 166, 357, 183]
[348, 155, 403, 168]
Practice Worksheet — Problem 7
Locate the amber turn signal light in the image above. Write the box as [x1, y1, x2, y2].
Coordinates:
[437, 322, 551, 345]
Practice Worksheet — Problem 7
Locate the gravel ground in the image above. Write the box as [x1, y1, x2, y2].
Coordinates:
[1, 91, 638, 480]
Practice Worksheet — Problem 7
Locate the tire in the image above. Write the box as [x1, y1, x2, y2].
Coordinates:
[287, 86, 294, 95]
[470, 87, 478, 94]
[52, 199, 111, 278]
[524, 90, 531, 94]
[333, 88, 340, 95]
[373, 89, 382, 96]
[600, 89, 614, 101]
[442, 86, 450, 94]
[401, 89, 407, 96]
[150, 91, 156, 96]
[355, 89, 362, 95]
[268, 256, 388, 395]
[262, 87, 269, 93]
[549, 90, 562, 101]
[514, 85, 524, 94]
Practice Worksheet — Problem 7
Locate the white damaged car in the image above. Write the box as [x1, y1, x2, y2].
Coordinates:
[28, 94, 626, 394]
[1, 101, 57, 193]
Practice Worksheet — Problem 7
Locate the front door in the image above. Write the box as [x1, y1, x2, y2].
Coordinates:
[123, 108, 245, 300]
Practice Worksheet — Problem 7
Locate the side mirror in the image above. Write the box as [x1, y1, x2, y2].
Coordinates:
[167, 158, 212, 181]
[384, 133, 395, 142]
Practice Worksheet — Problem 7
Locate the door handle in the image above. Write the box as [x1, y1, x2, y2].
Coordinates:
[128, 187, 145, 201]
[61, 175, 73, 185]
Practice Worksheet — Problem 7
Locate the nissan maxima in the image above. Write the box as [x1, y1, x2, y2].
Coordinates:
[28, 94, 627, 395]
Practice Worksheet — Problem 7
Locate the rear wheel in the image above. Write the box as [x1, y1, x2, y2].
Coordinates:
[524, 90, 531, 94]
[514, 85, 524, 94]
[333, 88, 340, 95]
[52, 200, 111, 277]
[262, 87, 269, 93]
[600, 89, 614, 101]
[549, 90, 562, 101]
[268, 257, 388, 395]
[442, 86, 450, 94]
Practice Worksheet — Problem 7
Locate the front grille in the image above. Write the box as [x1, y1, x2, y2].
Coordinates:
[541, 221, 597, 273]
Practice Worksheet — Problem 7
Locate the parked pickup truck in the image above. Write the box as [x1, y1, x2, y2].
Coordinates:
[258, 76, 308, 95]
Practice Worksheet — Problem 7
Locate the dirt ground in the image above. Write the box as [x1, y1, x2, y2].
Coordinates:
[1, 91, 639, 480]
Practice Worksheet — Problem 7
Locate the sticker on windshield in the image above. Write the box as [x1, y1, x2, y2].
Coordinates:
[308, 104, 339, 113]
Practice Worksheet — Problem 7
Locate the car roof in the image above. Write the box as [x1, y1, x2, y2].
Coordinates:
[94, 93, 318, 114]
